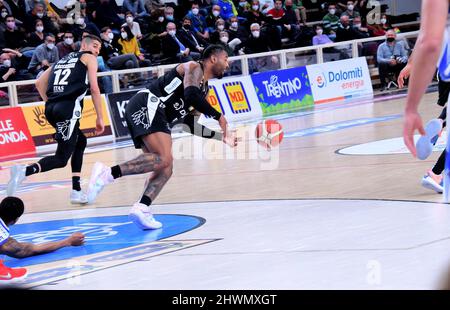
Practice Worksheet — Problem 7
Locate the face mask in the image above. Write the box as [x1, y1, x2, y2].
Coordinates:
[108, 32, 114, 40]
[220, 36, 229, 43]
[213, 10, 220, 17]
[3, 59, 11, 67]
[1, 12, 7, 18]
[380, 18, 387, 24]
[36, 26, 44, 32]
[329, 9, 336, 15]
[77, 18, 85, 25]
[168, 30, 176, 36]
[387, 37, 395, 42]
[6, 21, 15, 29]
[65, 38, 73, 45]
[252, 5, 259, 10]
[285, 5, 292, 10]
[158, 16, 164, 22]
[252, 30, 260, 38]
[47, 43, 55, 50]
[239, 2, 246, 7]
[37, 12, 44, 18]
[316, 29, 323, 35]
[192, 8, 199, 15]
[231, 22, 238, 28]
[347, 4, 354, 11]
[217, 24, 224, 31]
[166, 14, 174, 21]
[183, 24, 191, 30]
[126, 16, 133, 23]
[354, 24, 361, 28]
[121, 32, 128, 39]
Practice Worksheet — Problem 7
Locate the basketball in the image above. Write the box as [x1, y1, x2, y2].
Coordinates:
[255, 119, 284, 149]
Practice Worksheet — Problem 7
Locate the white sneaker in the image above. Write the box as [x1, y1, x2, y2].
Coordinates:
[87, 162, 114, 203]
[7, 165, 26, 196]
[129, 202, 162, 230]
[421, 175, 443, 193]
[70, 190, 88, 204]
[416, 119, 442, 160]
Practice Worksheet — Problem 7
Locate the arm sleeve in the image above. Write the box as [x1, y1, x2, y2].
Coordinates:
[184, 86, 222, 120]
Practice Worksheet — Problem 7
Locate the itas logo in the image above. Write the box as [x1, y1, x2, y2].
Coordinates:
[32, 106, 49, 127]
[206, 85, 225, 115]
[262, 75, 303, 98]
[223, 81, 251, 114]
[0, 119, 29, 145]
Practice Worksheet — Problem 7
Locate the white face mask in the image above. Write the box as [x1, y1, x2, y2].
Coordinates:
[217, 24, 224, 31]
[231, 22, 238, 28]
[354, 23, 361, 28]
[316, 29, 323, 35]
[329, 9, 336, 15]
[192, 8, 199, 15]
[220, 36, 229, 43]
[37, 12, 44, 18]
[47, 43, 55, 50]
[213, 10, 220, 17]
[380, 18, 387, 24]
[3, 59, 11, 67]
[239, 2, 247, 7]
[347, 4, 354, 11]
[65, 38, 73, 45]
[126, 16, 133, 23]
[121, 32, 128, 39]
[36, 26, 44, 32]
[1, 12, 7, 19]
[252, 5, 259, 11]
[168, 30, 176, 36]
[108, 32, 114, 40]
[252, 30, 260, 38]
[166, 14, 174, 20]
[158, 16, 164, 22]
[76, 17, 85, 25]
[6, 21, 15, 29]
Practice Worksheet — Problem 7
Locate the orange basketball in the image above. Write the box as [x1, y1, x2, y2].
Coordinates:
[255, 119, 284, 149]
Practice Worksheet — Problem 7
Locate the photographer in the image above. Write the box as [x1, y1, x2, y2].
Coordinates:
[376, 29, 409, 91]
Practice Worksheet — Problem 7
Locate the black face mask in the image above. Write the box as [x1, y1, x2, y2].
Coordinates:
[387, 37, 395, 42]
[285, 5, 292, 10]
[183, 24, 191, 30]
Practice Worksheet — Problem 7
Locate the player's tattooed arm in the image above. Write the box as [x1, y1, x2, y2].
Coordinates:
[0, 237, 39, 258]
[183, 62, 203, 88]
[119, 153, 164, 176]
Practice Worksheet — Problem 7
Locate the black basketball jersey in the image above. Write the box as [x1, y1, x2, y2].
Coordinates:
[46, 51, 91, 104]
[149, 64, 208, 125]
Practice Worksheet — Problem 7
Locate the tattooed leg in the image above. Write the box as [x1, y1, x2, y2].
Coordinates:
[119, 153, 165, 176]
[143, 167, 173, 201]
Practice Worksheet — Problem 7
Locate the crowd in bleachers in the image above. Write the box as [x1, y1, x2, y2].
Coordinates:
[0, 0, 410, 91]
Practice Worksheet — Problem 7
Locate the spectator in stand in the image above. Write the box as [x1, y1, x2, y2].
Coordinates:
[187, 2, 209, 41]
[217, 31, 235, 56]
[312, 25, 332, 45]
[292, 0, 307, 25]
[24, 2, 56, 34]
[376, 29, 408, 91]
[217, 0, 237, 21]
[367, 14, 391, 37]
[356, 0, 368, 22]
[280, 0, 300, 44]
[144, 0, 164, 14]
[100, 26, 139, 70]
[56, 31, 76, 58]
[0, 53, 17, 82]
[322, 3, 339, 41]
[5, 0, 26, 23]
[28, 33, 59, 76]
[122, 0, 147, 17]
[244, 0, 267, 29]
[228, 15, 249, 48]
[141, 9, 167, 55]
[122, 11, 142, 40]
[352, 15, 370, 38]
[0, 48, 33, 81]
[336, 15, 357, 42]
[3, 15, 27, 49]
[164, 6, 176, 24]
[284, 0, 300, 24]
[27, 18, 45, 47]
[206, 5, 222, 32]
[237, 0, 251, 16]
[243, 23, 270, 54]
[0, 4, 10, 22]
[177, 16, 206, 54]
[94, 0, 123, 29]
[118, 25, 151, 67]
[340, 1, 360, 23]
[259, 0, 274, 15]
[209, 18, 226, 44]
[72, 14, 100, 40]
[161, 22, 199, 63]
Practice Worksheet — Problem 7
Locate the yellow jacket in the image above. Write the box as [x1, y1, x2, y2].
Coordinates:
[118, 38, 141, 57]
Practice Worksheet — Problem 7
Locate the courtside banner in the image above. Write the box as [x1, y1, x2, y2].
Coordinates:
[250, 66, 314, 116]
[0, 107, 36, 161]
[199, 75, 263, 127]
[306, 57, 373, 104]
[21, 95, 113, 147]
[106, 90, 140, 138]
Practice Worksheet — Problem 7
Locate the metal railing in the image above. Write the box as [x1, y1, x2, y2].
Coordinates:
[0, 30, 419, 107]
